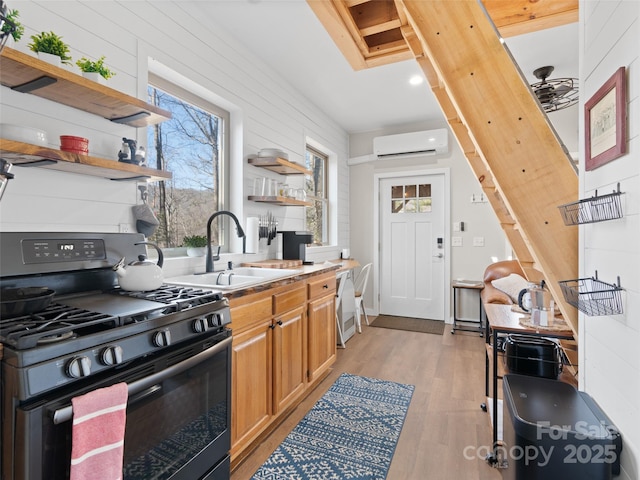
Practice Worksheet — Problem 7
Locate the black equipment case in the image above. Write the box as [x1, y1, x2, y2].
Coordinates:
[502, 374, 622, 480]
[504, 334, 561, 379]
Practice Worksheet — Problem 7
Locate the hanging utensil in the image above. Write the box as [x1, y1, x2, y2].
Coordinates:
[0, 158, 14, 201]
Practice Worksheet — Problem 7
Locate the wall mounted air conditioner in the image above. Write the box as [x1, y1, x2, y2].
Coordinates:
[373, 129, 449, 159]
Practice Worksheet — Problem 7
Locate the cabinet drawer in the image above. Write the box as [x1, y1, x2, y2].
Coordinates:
[229, 292, 272, 333]
[273, 284, 306, 316]
[307, 271, 336, 300]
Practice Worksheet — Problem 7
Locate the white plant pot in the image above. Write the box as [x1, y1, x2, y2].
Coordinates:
[82, 71, 106, 84]
[187, 247, 207, 257]
[37, 52, 61, 67]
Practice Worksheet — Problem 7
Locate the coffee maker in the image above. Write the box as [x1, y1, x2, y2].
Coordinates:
[280, 231, 313, 264]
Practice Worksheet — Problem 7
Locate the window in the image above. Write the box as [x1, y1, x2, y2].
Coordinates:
[391, 183, 432, 213]
[305, 146, 328, 245]
[146, 76, 229, 249]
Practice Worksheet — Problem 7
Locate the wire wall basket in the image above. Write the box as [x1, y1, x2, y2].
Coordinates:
[559, 272, 623, 316]
[558, 183, 624, 226]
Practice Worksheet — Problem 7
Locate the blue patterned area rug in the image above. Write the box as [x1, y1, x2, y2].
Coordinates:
[252, 373, 415, 480]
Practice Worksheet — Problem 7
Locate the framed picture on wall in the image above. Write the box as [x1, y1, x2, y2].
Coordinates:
[585, 66, 626, 171]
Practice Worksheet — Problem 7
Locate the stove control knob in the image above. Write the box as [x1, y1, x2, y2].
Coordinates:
[101, 345, 124, 366]
[153, 329, 171, 347]
[193, 317, 209, 333]
[210, 313, 222, 327]
[66, 356, 92, 378]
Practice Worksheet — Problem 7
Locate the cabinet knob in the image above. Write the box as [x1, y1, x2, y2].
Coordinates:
[323, 284, 328, 289]
[277, 320, 283, 326]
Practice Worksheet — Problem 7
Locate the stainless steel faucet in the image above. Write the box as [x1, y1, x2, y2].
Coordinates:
[205, 210, 246, 273]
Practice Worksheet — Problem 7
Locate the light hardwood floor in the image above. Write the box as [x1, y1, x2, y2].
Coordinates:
[231, 321, 502, 480]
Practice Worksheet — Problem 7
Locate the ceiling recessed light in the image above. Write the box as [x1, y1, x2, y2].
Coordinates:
[409, 75, 424, 86]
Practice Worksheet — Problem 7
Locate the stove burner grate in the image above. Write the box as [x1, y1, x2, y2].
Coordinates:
[0, 303, 119, 350]
[113, 284, 223, 310]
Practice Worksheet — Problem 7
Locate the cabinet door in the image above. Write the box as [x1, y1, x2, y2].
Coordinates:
[231, 320, 272, 455]
[272, 306, 306, 414]
[307, 293, 336, 383]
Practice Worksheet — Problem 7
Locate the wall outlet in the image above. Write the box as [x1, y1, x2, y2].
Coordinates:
[473, 236, 485, 247]
[119, 223, 132, 233]
[452, 236, 463, 247]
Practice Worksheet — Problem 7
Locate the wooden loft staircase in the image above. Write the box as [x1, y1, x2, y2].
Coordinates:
[308, 0, 579, 335]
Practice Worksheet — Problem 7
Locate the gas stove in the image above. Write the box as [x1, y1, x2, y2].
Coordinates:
[1, 232, 234, 480]
[0, 232, 230, 400]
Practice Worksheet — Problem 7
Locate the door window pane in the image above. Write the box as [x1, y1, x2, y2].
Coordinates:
[390, 183, 432, 213]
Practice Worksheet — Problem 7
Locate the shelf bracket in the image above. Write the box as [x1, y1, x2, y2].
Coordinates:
[14, 159, 58, 167]
[110, 175, 152, 182]
[12, 75, 57, 93]
[111, 112, 151, 125]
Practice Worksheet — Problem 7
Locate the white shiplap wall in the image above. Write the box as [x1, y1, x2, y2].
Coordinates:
[0, 1, 349, 270]
[580, 2, 639, 479]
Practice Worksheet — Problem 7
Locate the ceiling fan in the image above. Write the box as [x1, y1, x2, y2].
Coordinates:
[530, 66, 578, 113]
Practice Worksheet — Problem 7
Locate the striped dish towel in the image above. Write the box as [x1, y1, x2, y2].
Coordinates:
[70, 382, 128, 480]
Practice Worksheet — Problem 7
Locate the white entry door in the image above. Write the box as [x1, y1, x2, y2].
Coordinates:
[379, 173, 446, 320]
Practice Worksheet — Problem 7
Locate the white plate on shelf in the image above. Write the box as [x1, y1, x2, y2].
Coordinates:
[258, 148, 288, 159]
[0, 124, 48, 145]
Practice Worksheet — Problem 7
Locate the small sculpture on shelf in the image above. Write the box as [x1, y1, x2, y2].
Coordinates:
[118, 137, 137, 164]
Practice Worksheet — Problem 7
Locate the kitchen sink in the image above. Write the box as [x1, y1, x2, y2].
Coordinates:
[228, 267, 301, 278]
[166, 267, 301, 291]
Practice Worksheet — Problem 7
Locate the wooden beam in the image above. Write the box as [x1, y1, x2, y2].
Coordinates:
[308, 0, 578, 70]
[306, 0, 369, 70]
[482, 0, 579, 38]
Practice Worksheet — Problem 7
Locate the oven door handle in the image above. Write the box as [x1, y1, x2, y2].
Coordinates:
[52, 335, 232, 425]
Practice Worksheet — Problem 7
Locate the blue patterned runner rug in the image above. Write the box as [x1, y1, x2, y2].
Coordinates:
[252, 373, 415, 479]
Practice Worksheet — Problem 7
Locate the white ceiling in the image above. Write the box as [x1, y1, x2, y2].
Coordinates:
[199, 0, 579, 134]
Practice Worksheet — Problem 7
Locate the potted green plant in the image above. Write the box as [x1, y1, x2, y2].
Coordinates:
[76, 55, 116, 84]
[2, 9, 24, 44]
[28, 31, 72, 67]
[183, 235, 208, 257]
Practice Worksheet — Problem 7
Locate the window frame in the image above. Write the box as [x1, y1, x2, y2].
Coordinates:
[147, 73, 231, 250]
[305, 145, 329, 246]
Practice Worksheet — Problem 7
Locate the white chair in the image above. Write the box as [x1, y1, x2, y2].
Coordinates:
[353, 263, 372, 333]
[335, 270, 349, 348]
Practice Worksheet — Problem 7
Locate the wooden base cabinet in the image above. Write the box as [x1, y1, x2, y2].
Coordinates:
[308, 293, 336, 382]
[229, 271, 337, 466]
[273, 305, 306, 413]
[307, 271, 337, 383]
[229, 292, 273, 456]
[231, 319, 272, 452]
[272, 284, 307, 414]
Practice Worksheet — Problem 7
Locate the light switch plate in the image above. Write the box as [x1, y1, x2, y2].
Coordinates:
[473, 236, 485, 247]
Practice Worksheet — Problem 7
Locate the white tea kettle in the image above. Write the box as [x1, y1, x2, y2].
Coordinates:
[113, 241, 164, 291]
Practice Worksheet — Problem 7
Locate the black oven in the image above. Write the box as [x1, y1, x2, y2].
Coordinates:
[9, 332, 231, 480]
[0, 232, 232, 480]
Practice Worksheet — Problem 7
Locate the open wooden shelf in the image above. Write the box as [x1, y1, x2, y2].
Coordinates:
[0, 139, 171, 182]
[248, 195, 311, 207]
[0, 47, 171, 127]
[248, 156, 311, 175]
